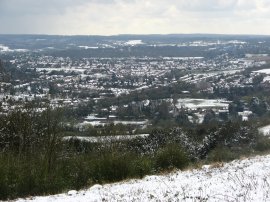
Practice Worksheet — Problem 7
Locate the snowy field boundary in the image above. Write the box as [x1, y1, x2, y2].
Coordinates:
[16, 155, 270, 202]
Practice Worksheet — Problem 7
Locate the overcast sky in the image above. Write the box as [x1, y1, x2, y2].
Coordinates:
[0, 0, 269, 35]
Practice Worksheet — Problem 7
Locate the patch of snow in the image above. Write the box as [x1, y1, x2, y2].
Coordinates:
[16, 155, 270, 202]
[14, 49, 29, 52]
[85, 114, 106, 121]
[77, 120, 106, 127]
[254, 69, 270, 75]
[194, 112, 205, 124]
[0, 44, 12, 52]
[63, 134, 150, 143]
[89, 184, 103, 191]
[110, 88, 130, 97]
[258, 125, 270, 136]
[78, 46, 99, 49]
[228, 40, 247, 44]
[163, 57, 204, 60]
[125, 40, 144, 46]
[238, 111, 253, 121]
[113, 120, 148, 125]
[263, 76, 270, 82]
[246, 54, 268, 58]
[67, 190, 78, 196]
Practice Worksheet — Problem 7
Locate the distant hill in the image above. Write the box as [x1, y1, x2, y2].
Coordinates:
[0, 34, 270, 51]
[1, 34, 270, 58]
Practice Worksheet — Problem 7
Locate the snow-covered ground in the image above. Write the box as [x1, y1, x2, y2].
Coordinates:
[176, 98, 230, 110]
[16, 154, 270, 202]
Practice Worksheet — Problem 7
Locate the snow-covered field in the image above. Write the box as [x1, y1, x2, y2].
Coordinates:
[16, 155, 270, 202]
[35, 67, 86, 73]
[77, 119, 148, 127]
[176, 98, 230, 110]
[0, 44, 12, 52]
[254, 69, 270, 75]
[0, 44, 28, 52]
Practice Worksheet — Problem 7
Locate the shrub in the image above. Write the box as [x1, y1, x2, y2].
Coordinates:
[0, 160, 9, 199]
[91, 152, 133, 183]
[254, 137, 270, 152]
[206, 146, 239, 162]
[155, 144, 189, 170]
[131, 156, 154, 178]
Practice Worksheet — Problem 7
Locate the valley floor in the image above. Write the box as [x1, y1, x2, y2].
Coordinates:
[16, 154, 270, 202]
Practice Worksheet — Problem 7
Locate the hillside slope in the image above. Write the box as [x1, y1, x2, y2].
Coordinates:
[16, 155, 270, 202]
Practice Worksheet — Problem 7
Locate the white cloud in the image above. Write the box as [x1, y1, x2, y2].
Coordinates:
[0, 0, 269, 35]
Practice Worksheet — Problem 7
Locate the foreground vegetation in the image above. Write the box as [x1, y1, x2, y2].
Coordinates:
[0, 107, 270, 200]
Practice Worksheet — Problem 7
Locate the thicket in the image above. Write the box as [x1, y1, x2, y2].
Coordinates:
[0, 107, 269, 200]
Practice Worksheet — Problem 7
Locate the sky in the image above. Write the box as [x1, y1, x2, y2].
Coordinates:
[0, 0, 270, 35]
